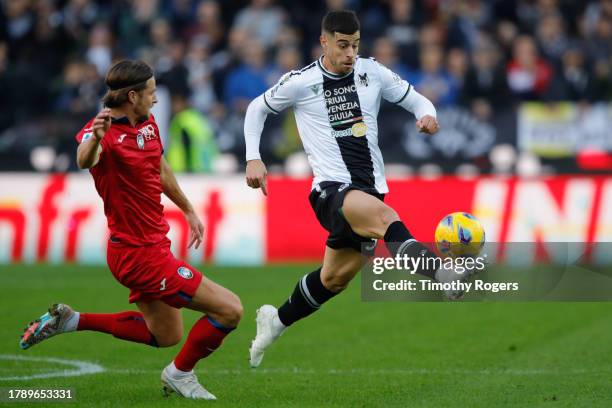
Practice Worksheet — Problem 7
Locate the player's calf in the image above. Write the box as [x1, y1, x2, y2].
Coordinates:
[277, 267, 339, 326]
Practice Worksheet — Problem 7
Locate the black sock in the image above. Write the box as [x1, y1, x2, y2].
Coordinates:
[383, 220, 438, 279]
[277, 268, 338, 326]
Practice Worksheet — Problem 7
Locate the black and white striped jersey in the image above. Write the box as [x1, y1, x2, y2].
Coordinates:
[261, 56, 413, 194]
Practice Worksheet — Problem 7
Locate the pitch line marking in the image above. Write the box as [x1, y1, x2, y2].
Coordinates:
[105, 367, 611, 376]
[0, 354, 105, 381]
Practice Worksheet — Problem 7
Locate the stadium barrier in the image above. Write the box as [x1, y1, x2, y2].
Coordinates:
[0, 174, 610, 265]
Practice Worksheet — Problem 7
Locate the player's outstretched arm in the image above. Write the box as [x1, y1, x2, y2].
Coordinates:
[244, 95, 271, 196]
[376, 61, 439, 135]
[76, 108, 109, 169]
[160, 157, 204, 249]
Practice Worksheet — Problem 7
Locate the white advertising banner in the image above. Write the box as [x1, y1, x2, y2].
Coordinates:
[0, 174, 264, 265]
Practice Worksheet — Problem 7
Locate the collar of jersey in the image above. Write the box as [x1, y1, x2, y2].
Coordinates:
[317, 55, 357, 79]
[111, 115, 149, 127]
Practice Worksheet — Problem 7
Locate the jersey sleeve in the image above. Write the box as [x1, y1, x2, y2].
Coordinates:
[262, 71, 298, 114]
[376, 61, 412, 104]
[75, 120, 95, 144]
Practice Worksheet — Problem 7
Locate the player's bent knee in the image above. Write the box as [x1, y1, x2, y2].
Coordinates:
[225, 297, 243, 327]
[154, 330, 183, 347]
[214, 294, 243, 328]
[379, 206, 400, 230]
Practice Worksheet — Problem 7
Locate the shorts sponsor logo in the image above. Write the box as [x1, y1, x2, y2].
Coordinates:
[338, 183, 349, 192]
[177, 266, 193, 279]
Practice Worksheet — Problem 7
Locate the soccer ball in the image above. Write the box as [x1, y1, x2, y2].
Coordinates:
[435, 212, 486, 257]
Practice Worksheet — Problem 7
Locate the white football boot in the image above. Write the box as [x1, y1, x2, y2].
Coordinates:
[435, 260, 478, 300]
[19, 303, 78, 350]
[249, 305, 286, 368]
[161, 365, 217, 400]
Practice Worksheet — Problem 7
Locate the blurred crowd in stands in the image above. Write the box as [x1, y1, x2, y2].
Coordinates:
[1, 0, 611, 173]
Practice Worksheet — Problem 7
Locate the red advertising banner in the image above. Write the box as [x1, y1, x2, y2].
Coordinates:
[266, 176, 612, 263]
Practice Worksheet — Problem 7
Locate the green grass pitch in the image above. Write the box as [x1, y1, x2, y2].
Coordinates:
[1, 264, 612, 407]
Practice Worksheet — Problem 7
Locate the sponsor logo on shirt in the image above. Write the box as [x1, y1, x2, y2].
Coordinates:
[118, 134, 127, 143]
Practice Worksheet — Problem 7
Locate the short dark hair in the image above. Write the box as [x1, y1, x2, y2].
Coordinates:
[322, 10, 360, 35]
[102, 60, 154, 108]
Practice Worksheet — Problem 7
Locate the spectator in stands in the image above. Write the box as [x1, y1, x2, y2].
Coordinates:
[410, 45, 458, 106]
[55, 60, 102, 116]
[232, 0, 286, 49]
[2, 0, 36, 62]
[138, 17, 172, 70]
[445, 0, 492, 50]
[166, 87, 219, 173]
[447, 48, 469, 90]
[495, 20, 519, 60]
[372, 37, 410, 80]
[592, 58, 612, 102]
[209, 27, 248, 107]
[516, 0, 561, 33]
[0, 42, 15, 130]
[184, 0, 226, 53]
[116, 0, 159, 54]
[86, 23, 113, 77]
[536, 13, 569, 66]
[223, 38, 274, 113]
[158, 40, 190, 94]
[61, 0, 101, 45]
[546, 46, 595, 102]
[586, 15, 612, 62]
[462, 37, 510, 120]
[273, 45, 301, 77]
[376, 0, 422, 69]
[582, 0, 612, 35]
[32, 0, 70, 76]
[185, 37, 218, 115]
[506, 35, 553, 100]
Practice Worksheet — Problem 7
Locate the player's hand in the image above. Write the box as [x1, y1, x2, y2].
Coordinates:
[92, 108, 111, 141]
[185, 211, 204, 249]
[416, 115, 439, 135]
[246, 159, 268, 196]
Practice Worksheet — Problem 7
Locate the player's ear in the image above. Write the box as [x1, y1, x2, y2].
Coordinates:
[127, 89, 137, 105]
[320, 32, 327, 50]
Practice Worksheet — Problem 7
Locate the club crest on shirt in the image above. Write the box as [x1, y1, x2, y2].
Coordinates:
[136, 134, 145, 149]
[358, 73, 369, 87]
[177, 266, 193, 279]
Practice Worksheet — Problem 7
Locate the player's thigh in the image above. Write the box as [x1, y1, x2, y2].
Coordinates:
[320, 246, 368, 292]
[187, 276, 243, 328]
[136, 300, 183, 347]
[342, 189, 399, 239]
